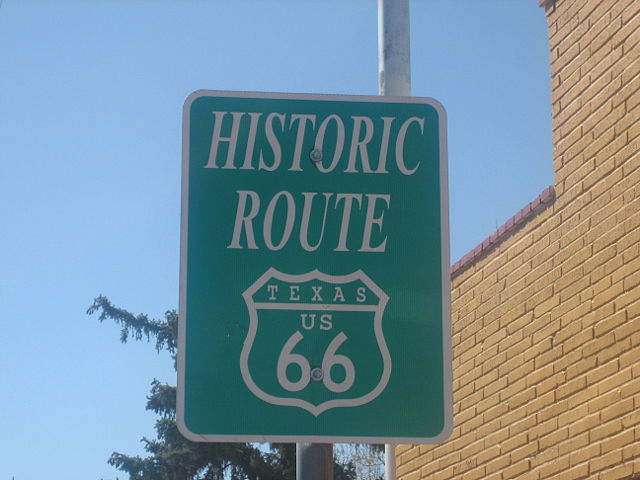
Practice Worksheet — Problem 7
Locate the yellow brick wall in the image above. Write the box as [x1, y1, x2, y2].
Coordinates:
[396, 0, 639, 479]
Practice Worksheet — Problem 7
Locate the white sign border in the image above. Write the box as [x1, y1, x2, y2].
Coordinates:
[178, 89, 452, 444]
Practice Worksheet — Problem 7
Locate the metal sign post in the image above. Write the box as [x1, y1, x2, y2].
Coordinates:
[378, 0, 411, 97]
[297, 443, 333, 480]
[378, 1, 411, 478]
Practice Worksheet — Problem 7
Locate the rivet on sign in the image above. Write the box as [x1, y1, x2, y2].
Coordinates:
[310, 367, 324, 382]
[309, 149, 323, 163]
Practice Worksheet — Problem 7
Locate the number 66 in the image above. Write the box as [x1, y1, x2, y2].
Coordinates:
[277, 331, 355, 393]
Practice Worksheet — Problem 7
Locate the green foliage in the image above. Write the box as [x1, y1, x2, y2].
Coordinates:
[88, 296, 357, 480]
[88, 295, 177, 353]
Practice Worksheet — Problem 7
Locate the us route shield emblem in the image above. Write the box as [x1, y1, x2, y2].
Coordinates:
[240, 268, 391, 416]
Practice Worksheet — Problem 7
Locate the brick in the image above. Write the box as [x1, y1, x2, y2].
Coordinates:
[530, 417, 558, 441]
[485, 455, 510, 475]
[583, 124, 619, 163]
[563, 157, 595, 190]
[504, 458, 532, 478]
[590, 168, 624, 205]
[583, 330, 616, 358]
[616, 197, 640, 225]
[532, 442, 559, 469]
[439, 450, 464, 470]
[614, 316, 638, 343]
[539, 426, 570, 451]
[598, 463, 635, 480]
[523, 337, 553, 363]
[476, 444, 500, 465]
[476, 391, 501, 415]
[612, 252, 640, 283]
[526, 261, 562, 291]
[591, 280, 625, 309]
[505, 358, 534, 384]
[601, 427, 635, 454]
[621, 408, 640, 430]
[499, 406, 528, 433]
[554, 264, 585, 292]
[590, 194, 626, 232]
[594, 309, 627, 337]
[553, 316, 583, 345]
[556, 463, 590, 480]
[621, 1, 640, 24]
[596, 334, 633, 365]
[581, 100, 614, 138]
[484, 427, 509, 447]
[619, 342, 640, 368]
[538, 454, 570, 478]
[622, 436, 640, 461]
[585, 214, 620, 252]
[460, 465, 485, 480]
[615, 286, 640, 310]
[566, 355, 597, 380]
[483, 473, 502, 480]
[581, 302, 613, 328]
[534, 344, 564, 370]
[598, 368, 633, 394]
[511, 440, 538, 463]
[586, 359, 619, 385]
[526, 391, 556, 417]
[569, 412, 601, 437]
[526, 363, 554, 389]
[558, 431, 589, 458]
[589, 449, 622, 472]
[534, 294, 561, 317]
[510, 387, 538, 411]
[480, 350, 507, 377]
[554, 297, 591, 328]
[557, 376, 588, 400]
[432, 467, 454, 480]
[537, 371, 566, 397]
[509, 413, 538, 437]
[567, 384, 600, 412]
[551, 39, 581, 77]
[501, 326, 529, 355]
[590, 418, 623, 442]
[569, 442, 601, 467]
[537, 398, 568, 424]
[555, 243, 593, 272]
[561, 327, 594, 354]
[591, 45, 625, 87]
[588, 389, 622, 419]
[601, 396, 635, 423]
[593, 103, 627, 140]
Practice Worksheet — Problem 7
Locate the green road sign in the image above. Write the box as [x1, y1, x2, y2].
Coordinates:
[178, 90, 451, 443]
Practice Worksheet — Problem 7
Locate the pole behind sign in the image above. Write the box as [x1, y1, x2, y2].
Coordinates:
[378, 2, 411, 479]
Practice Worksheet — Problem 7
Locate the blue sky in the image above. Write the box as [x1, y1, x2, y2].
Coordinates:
[0, 1, 551, 479]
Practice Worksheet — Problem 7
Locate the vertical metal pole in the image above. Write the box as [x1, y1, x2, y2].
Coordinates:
[296, 443, 333, 480]
[385, 444, 397, 480]
[378, 0, 411, 97]
[378, 2, 411, 480]
[296, 3, 411, 480]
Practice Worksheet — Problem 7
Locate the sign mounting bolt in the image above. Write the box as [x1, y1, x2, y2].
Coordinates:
[311, 367, 324, 382]
[309, 149, 323, 163]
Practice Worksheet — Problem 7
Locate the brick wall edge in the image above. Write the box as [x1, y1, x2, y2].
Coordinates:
[450, 186, 556, 277]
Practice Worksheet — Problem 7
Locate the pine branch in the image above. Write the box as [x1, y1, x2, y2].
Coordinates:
[146, 380, 176, 418]
[87, 295, 177, 353]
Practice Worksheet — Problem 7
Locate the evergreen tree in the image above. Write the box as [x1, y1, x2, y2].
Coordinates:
[88, 296, 356, 480]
